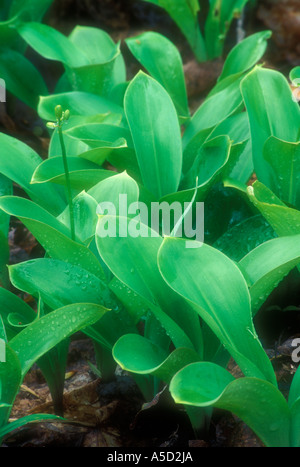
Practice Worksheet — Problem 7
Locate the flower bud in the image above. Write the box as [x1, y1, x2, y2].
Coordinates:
[55, 105, 63, 120]
[46, 122, 56, 129]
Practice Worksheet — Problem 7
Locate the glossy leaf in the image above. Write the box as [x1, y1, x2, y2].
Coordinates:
[0, 47, 48, 108]
[181, 135, 232, 192]
[0, 196, 106, 281]
[96, 216, 203, 354]
[17, 22, 87, 68]
[205, 0, 250, 59]
[170, 362, 290, 447]
[213, 215, 276, 262]
[38, 92, 123, 122]
[31, 156, 101, 184]
[8, 258, 137, 349]
[246, 181, 300, 237]
[0, 288, 37, 340]
[10, 303, 107, 377]
[0, 345, 22, 429]
[125, 71, 182, 199]
[241, 66, 300, 188]
[0, 134, 65, 215]
[239, 234, 300, 314]
[183, 74, 244, 147]
[126, 31, 189, 117]
[158, 237, 277, 384]
[219, 30, 272, 81]
[263, 136, 300, 209]
[113, 334, 200, 383]
[142, 0, 206, 62]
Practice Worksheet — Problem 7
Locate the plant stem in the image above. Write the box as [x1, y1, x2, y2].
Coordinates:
[57, 125, 75, 241]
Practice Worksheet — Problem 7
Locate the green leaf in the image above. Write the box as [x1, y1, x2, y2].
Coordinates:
[96, 216, 203, 355]
[263, 136, 300, 209]
[57, 191, 98, 244]
[9, 0, 54, 22]
[0, 47, 48, 108]
[0, 133, 65, 215]
[158, 237, 277, 384]
[239, 234, 300, 314]
[241, 66, 300, 189]
[0, 413, 64, 441]
[113, 334, 200, 383]
[0, 345, 22, 428]
[88, 171, 139, 209]
[38, 92, 123, 122]
[124, 71, 182, 199]
[10, 303, 107, 377]
[142, 0, 206, 62]
[183, 74, 244, 147]
[205, 0, 250, 59]
[126, 32, 189, 117]
[0, 196, 106, 281]
[67, 26, 126, 96]
[181, 135, 232, 194]
[170, 362, 290, 447]
[290, 66, 300, 84]
[246, 181, 300, 237]
[17, 22, 88, 68]
[219, 30, 271, 81]
[213, 215, 276, 262]
[0, 287, 37, 340]
[31, 156, 100, 184]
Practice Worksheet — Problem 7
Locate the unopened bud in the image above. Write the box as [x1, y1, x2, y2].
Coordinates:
[55, 105, 63, 120]
[64, 109, 70, 121]
[46, 122, 56, 129]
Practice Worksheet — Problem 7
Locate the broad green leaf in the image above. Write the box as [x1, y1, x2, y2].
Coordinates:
[67, 26, 126, 95]
[205, 0, 250, 59]
[239, 234, 300, 314]
[0, 47, 48, 108]
[0, 287, 37, 340]
[88, 171, 139, 209]
[10, 303, 107, 376]
[246, 181, 300, 237]
[263, 136, 300, 209]
[57, 191, 98, 244]
[17, 22, 87, 68]
[289, 365, 300, 408]
[96, 216, 203, 354]
[113, 334, 200, 383]
[124, 71, 182, 199]
[142, 0, 206, 62]
[241, 67, 300, 188]
[219, 30, 271, 81]
[183, 74, 244, 147]
[9, 0, 53, 22]
[38, 92, 123, 122]
[126, 32, 189, 117]
[8, 258, 137, 349]
[0, 345, 22, 428]
[181, 135, 232, 192]
[31, 156, 101, 184]
[32, 160, 113, 191]
[170, 362, 290, 447]
[0, 196, 106, 281]
[158, 237, 276, 384]
[213, 215, 276, 262]
[0, 133, 65, 215]
[109, 277, 150, 324]
[290, 66, 300, 84]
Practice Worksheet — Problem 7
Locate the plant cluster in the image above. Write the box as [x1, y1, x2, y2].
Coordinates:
[0, 0, 300, 447]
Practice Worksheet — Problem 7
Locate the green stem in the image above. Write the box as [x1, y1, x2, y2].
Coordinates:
[58, 125, 75, 241]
